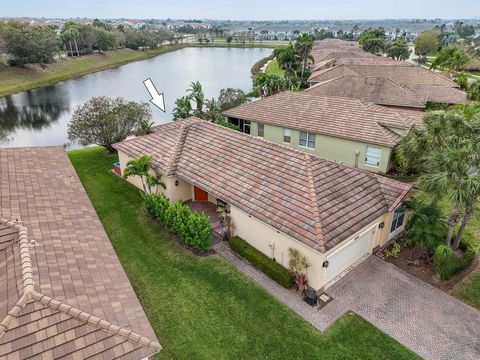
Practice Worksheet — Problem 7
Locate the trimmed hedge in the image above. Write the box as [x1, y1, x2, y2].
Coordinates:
[229, 236, 294, 288]
[433, 241, 476, 280]
[145, 194, 212, 252]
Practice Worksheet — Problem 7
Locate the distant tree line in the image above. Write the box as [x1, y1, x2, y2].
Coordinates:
[0, 19, 178, 68]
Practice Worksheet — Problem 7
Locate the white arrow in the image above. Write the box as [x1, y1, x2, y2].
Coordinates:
[143, 78, 165, 112]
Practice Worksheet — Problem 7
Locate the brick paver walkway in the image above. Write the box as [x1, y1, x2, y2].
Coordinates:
[214, 242, 480, 360]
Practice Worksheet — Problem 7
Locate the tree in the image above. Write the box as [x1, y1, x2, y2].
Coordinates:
[358, 27, 386, 54]
[294, 33, 314, 79]
[431, 46, 469, 72]
[468, 81, 480, 101]
[172, 96, 193, 120]
[453, 21, 475, 39]
[218, 88, 248, 110]
[0, 21, 58, 66]
[226, 35, 233, 45]
[401, 197, 445, 258]
[453, 72, 469, 91]
[273, 43, 298, 77]
[288, 248, 309, 292]
[68, 96, 151, 152]
[254, 73, 288, 97]
[123, 155, 166, 195]
[187, 81, 205, 117]
[386, 39, 410, 60]
[203, 98, 222, 122]
[414, 30, 440, 56]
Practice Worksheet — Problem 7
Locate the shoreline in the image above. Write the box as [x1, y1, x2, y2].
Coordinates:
[0, 43, 279, 98]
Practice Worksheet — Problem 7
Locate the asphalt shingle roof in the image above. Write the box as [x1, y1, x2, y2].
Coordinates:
[114, 119, 410, 253]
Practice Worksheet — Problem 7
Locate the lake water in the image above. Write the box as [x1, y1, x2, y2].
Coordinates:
[0, 47, 271, 148]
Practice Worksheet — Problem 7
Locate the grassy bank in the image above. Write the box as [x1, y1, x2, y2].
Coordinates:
[265, 59, 285, 78]
[67, 146, 419, 360]
[0, 46, 184, 97]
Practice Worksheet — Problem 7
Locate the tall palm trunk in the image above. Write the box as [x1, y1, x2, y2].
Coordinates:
[453, 208, 473, 250]
[73, 37, 80, 57]
[445, 207, 460, 246]
[68, 41, 73, 57]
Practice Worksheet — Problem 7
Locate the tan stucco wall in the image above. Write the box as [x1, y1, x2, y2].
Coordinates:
[250, 122, 392, 173]
[230, 205, 327, 289]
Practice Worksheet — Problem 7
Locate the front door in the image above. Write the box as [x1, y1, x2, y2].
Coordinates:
[194, 186, 209, 201]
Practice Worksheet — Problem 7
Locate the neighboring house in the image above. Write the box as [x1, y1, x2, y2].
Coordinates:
[0, 147, 160, 359]
[309, 39, 469, 106]
[223, 92, 422, 174]
[114, 118, 411, 291]
[304, 75, 428, 110]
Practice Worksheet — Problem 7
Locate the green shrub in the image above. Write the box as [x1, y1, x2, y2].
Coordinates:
[144, 194, 212, 252]
[433, 243, 476, 280]
[384, 241, 401, 258]
[229, 236, 294, 288]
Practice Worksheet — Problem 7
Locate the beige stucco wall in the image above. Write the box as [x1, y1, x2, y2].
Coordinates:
[250, 122, 392, 173]
[230, 205, 328, 289]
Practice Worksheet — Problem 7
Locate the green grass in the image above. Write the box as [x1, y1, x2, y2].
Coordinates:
[265, 58, 285, 78]
[0, 46, 183, 97]
[67, 146, 419, 360]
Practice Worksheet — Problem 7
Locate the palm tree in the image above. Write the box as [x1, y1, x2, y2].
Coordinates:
[172, 96, 193, 120]
[273, 43, 298, 77]
[254, 74, 287, 97]
[203, 98, 222, 122]
[123, 155, 166, 195]
[431, 46, 469, 73]
[294, 33, 314, 79]
[187, 81, 205, 117]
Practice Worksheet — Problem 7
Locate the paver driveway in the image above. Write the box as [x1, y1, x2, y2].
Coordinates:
[325, 256, 480, 360]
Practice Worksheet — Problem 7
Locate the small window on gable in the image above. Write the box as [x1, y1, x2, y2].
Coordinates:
[283, 128, 291, 143]
[299, 131, 315, 149]
[365, 146, 382, 167]
[257, 123, 264, 137]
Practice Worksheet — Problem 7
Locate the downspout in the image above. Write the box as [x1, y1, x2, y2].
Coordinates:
[354, 150, 360, 168]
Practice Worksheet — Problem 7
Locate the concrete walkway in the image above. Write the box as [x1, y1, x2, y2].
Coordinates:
[214, 242, 480, 360]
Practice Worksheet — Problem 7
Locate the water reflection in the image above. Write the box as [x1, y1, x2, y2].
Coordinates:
[0, 86, 70, 131]
[0, 47, 271, 148]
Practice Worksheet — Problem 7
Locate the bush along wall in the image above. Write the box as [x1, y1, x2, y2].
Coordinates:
[433, 241, 476, 280]
[145, 193, 212, 252]
[229, 236, 294, 288]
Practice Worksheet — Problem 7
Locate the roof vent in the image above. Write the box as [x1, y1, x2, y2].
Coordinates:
[29, 239, 39, 247]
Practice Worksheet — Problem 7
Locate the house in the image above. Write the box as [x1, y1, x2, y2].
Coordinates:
[114, 118, 411, 291]
[0, 147, 160, 359]
[308, 64, 468, 106]
[223, 92, 422, 174]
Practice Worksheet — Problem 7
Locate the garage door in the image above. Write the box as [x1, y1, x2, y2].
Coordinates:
[325, 228, 373, 284]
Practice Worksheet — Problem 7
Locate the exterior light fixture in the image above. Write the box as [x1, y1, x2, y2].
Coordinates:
[379, 222, 385, 229]
[175, 180, 179, 187]
[322, 260, 329, 268]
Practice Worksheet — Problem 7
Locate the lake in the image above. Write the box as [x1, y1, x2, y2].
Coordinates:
[0, 47, 271, 148]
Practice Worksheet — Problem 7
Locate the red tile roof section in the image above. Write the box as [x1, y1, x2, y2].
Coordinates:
[114, 119, 411, 252]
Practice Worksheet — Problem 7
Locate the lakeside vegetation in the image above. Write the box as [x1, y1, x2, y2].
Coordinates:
[68, 146, 419, 360]
[0, 46, 183, 96]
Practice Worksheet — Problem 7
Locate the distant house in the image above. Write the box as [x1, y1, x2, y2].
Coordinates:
[0, 147, 160, 359]
[224, 92, 422, 174]
[114, 118, 410, 290]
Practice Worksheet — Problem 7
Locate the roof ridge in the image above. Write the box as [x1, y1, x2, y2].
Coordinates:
[0, 218, 161, 354]
[165, 121, 191, 176]
[375, 175, 412, 212]
[303, 154, 326, 252]
[30, 291, 162, 353]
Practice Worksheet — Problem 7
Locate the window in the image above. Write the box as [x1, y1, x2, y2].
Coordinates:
[257, 123, 264, 137]
[283, 128, 291, 143]
[390, 209, 405, 233]
[299, 131, 315, 149]
[243, 120, 251, 134]
[365, 146, 382, 167]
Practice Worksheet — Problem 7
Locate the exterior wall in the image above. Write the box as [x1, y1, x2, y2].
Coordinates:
[230, 205, 327, 290]
[250, 122, 392, 173]
[118, 151, 193, 203]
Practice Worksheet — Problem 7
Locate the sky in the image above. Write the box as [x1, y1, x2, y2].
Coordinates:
[2, 0, 479, 20]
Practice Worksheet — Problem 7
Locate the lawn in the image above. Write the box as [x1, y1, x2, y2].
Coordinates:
[265, 58, 285, 78]
[68, 146, 419, 360]
[0, 46, 182, 97]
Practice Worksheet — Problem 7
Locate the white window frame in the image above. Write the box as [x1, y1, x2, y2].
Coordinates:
[389, 208, 406, 238]
[365, 146, 382, 167]
[299, 131, 315, 149]
[257, 123, 264, 137]
[283, 128, 291, 144]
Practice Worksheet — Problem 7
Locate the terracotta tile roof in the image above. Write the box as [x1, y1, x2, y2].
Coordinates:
[114, 119, 410, 252]
[0, 147, 161, 359]
[223, 92, 422, 147]
[305, 75, 428, 108]
[408, 84, 469, 105]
